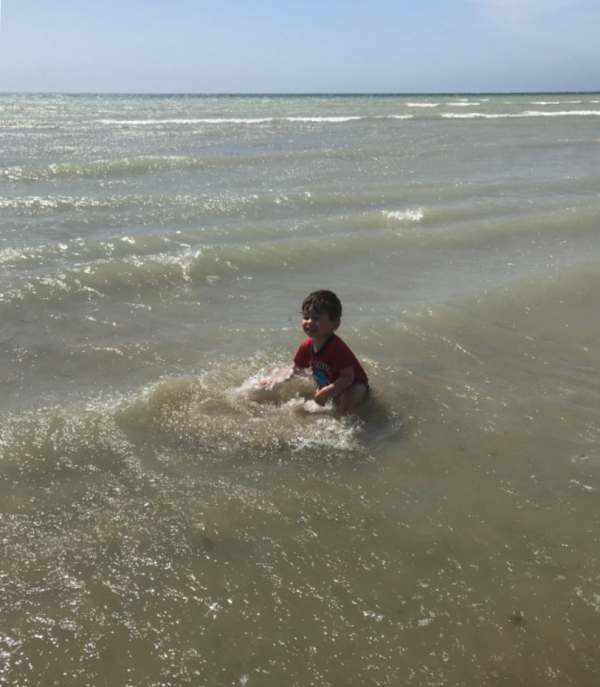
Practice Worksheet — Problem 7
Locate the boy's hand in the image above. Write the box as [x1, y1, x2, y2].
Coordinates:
[314, 369, 354, 406]
[314, 386, 333, 406]
[257, 366, 295, 390]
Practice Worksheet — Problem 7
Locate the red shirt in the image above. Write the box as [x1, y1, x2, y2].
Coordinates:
[293, 334, 368, 388]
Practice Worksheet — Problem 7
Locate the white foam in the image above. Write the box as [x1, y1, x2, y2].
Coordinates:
[441, 112, 507, 119]
[286, 116, 362, 123]
[533, 99, 597, 105]
[521, 109, 600, 117]
[233, 366, 294, 394]
[289, 408, 362, 452]
[406, 102, 439, 108]
[99, 117, 274, 125]
[97, 115, 417, 126]
[446, 102, 481, 107]
[382, 208, 424, 223]
[441, 110, 600, 119]
[99, 116, 363, 126]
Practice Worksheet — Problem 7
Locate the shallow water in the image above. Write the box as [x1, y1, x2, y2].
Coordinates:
[1, 93, 600, 686]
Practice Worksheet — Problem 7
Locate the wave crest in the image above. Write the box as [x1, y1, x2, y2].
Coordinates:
[442, 110, 600, 120]
[381, 208, 424, 223]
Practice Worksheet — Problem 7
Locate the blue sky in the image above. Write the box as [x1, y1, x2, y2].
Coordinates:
[0, 1, 598, 93]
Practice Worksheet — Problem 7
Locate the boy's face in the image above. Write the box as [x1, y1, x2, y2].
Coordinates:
[302, 307, 339, 339]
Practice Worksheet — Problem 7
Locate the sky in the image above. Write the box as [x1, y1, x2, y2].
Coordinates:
[0, 0, 598, 93]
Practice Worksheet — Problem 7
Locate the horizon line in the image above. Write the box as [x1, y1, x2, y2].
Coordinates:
[0, 90, 599, 97]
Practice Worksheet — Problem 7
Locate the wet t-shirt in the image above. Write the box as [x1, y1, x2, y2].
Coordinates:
[293, 334, 368, 388]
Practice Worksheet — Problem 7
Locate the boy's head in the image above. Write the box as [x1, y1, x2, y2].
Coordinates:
[301, 290, 342, 337]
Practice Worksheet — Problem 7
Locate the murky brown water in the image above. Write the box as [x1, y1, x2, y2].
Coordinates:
[1, 94, 599, 686]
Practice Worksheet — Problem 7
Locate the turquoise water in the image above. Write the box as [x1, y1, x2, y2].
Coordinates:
[1, 94, 600, 686]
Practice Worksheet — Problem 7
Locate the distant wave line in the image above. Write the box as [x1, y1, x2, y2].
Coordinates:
[442, 110, 600, 119]
[531, 100, 583, 105]
[98, 115, 415, 126]
[95, 111, 600, 127]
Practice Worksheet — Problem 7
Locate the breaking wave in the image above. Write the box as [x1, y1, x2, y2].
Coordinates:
[381, 208, 424, 223]
[442, 110, 600, 119]
[97, 115, 415, 126]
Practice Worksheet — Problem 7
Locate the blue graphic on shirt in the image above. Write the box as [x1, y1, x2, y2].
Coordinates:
[313, 368, 330, 388]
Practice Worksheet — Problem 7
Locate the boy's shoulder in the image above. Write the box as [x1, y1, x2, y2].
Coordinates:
[328, 335, 362, 363]
[330, 334, 352, 351]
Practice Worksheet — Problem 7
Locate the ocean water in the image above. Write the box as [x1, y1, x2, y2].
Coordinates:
[1, 93, 600, 686]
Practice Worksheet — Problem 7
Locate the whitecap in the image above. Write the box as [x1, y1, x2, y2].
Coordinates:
[98, 116, 365, 126]
[99, 117, 275, 125]
[441, 110, 600, 119]
[382, 208, 424, 223]
[285, 116, 363, 123]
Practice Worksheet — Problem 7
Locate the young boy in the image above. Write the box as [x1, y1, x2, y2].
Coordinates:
[293, 290, 368, 414]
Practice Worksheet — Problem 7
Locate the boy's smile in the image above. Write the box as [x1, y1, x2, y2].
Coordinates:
[302, 308, 339, 346]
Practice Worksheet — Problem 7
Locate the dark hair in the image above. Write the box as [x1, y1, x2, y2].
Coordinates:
[302, 290, 342, 321]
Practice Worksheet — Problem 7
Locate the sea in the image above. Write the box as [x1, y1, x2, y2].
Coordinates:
[1, 93, 599, 686]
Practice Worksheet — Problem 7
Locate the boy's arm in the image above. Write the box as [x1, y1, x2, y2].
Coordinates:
[257, 339, 311, 389]
[314, 367, 354, 405]
[257, 365, 298, 389]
